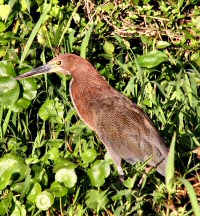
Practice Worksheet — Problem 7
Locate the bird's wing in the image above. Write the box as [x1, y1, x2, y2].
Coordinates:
[94, 91, 168, 171]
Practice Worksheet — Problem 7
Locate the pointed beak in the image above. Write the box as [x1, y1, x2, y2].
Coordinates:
[15, 63, 63, 80]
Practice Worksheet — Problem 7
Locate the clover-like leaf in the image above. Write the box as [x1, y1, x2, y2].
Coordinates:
[49, 181, 68, 197]
[87, 160, 110, 187]
[0, 154, 27, 190]
[36, 191, 54, 211]
[81, 148, 97, 164]
[27, 183, 42, 203]
[0, 61, 19, 106]
[39, 98, 64, 124]
[55, 168, 77, 188]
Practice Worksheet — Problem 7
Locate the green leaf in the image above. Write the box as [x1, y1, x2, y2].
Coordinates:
[80, 23, 94, 59]
[0, 77, 19, 106]
[0, 21, 5, 33]
[0, 5, 11, 20]
[55, 168, 77, 188]
[87, 160, 110, 187]
[54, 158, 78, 172]
[112, 189, 132, 201]
[11, 198, 26, 216]
[36, 191, 54, 211]
[21, 79, 38, 100]
[49, 181, 68, 197]
[13, 98, 31, 112]
[123, 177, 135, 189]
[0, 154, 27, 190]
[0, 191, 13, 216]
[0, 61, 16, 77]
[27, 183, 42, 203]
[137, 50, 167, 68]
[38, 98, 64, 124]
[103, 41, 115, 54]
[157, 41, 170, 49]
[81, 148, 97, 164]
[85, 190, 109, 213]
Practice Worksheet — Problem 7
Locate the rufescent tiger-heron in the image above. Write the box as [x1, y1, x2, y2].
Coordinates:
[16, 54, 169, 179]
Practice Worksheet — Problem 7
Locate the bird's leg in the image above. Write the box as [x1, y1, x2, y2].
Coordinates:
[106, 147, 124, 182]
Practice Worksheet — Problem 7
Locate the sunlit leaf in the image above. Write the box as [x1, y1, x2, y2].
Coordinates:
[0, 154, 27, 190]
[87, 160, 110, 187]
[137, 50, 167, 68]
[39, 98, 64, 124]
[49, 181, 68, 197]
[36, 191, 54, 211]
[85, 190, 109, 213]
[81, 148, 97, 164]
[27, 183, 42, 203]
[55, 168, 77, 188]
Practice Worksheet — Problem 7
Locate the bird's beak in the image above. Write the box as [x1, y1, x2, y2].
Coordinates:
[15, 62, 63, 80]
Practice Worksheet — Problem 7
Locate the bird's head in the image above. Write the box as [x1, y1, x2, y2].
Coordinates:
[15, 54, 89, 80]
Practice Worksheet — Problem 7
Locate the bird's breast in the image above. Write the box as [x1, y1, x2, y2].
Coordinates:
[69, 78, 111, 130]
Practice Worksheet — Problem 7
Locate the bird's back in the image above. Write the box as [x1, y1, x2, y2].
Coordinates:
[92, 89, 168, 176]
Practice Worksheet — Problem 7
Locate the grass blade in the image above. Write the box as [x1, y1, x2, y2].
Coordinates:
[178, 178, 200, 216]
[20, 4, 51, 66]
[165, 131, 176, 193]
[80, 23, 94, 59]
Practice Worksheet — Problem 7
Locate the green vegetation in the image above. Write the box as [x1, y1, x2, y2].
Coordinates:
[0, 0, 200, 215]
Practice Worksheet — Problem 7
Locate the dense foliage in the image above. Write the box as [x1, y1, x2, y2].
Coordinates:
[0, 0, 200, 215]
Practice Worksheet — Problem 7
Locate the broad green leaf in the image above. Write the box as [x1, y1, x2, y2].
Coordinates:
[123, 177, 135, 189]
[101, 2, 114, 12]
[21, 79, 38, 100]
[0, 61, 16, 77]
[13, 98, 31, 112]
[55, 168, 77, 188]
[137, 50, 167, 68]
[38, 98, 64, 124]
[0, 77, 19, 106]
[49, 181, 68, 197]
[36, 191, 54, 211]
[0, 154, 27, 190]
[87, 160, 110, 187]
[81, 148, 97, 164]
[0, 5, 11, 20]
[27, 183, 42, 203]
[54, 158, 78, 172]
[42, 147, 60, 164]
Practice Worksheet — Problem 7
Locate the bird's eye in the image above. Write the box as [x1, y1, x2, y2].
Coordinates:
[56, 60, 62, 65]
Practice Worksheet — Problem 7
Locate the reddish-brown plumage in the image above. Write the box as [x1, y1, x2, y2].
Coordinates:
[16, 54, 169, 177]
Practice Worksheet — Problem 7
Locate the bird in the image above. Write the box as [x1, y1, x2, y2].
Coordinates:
[16, 54, 169, 178]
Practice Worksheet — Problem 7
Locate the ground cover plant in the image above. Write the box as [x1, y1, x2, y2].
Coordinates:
[0, 0, 200, 215]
